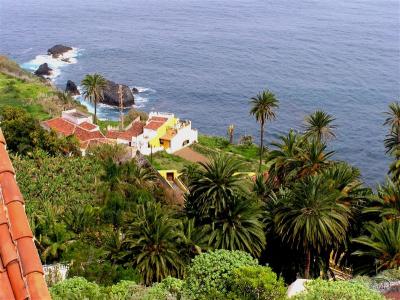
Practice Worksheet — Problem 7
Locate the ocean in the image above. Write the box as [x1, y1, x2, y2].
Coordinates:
[0, 0, 399, 185]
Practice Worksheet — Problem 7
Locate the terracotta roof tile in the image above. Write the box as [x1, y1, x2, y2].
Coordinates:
[0, 266, 14, 300]
[0, 136, 51, 300]
[106, 122, 144, 141]
[144, 121, 165, 131]
[0, 129, 5, 145]
[17, 238, 43, 276]
[0, 173, 24, 205]
[79, 122, 97, 131]
[42, 117, 76, 136]
[7, 202, 33, 240]
[0, 145, 14, 175]
[74, 127, 105, 142]
[149, 116, 168, 122]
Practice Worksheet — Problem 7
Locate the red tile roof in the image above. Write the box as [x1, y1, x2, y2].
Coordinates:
[0, 129, 51, 300]
[149, 116, 168, 122]
[42, 117, 106, 148]
[79, 138, 114, 150]
[106, 122, 144, 141]
[74, 127, 105, 142]
[79, 122, 97, 131]
[144, 121, 165, 131]
[42, 117, 75, 136]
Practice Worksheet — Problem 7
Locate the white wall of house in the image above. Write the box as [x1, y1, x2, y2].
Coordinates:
[167, 123, 198, 153]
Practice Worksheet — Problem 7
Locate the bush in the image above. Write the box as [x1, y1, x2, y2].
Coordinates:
[144, 277, 185, 300]
[352, 269, 400, 293]
[50, 277, 102, 300]
[293, 279, 384, 300]
[229, 265, 286, 300]
[106, 280, 147, 300]
[184, 249, 258, 299]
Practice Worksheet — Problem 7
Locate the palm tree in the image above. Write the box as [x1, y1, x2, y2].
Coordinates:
[185, 153, 247, 218]
[204, 196, 266, 257]
[363, 179, 400, 220]
[304, 110, 336, 141]
[266, 129, 304, 184]
[250, 90, 279, 170]
[179, 217, 207, 262]
[388, 153, 400, 183]
[352, 220, 400, 272]
[384, 127, 400, 155]
[384, 102, 400, 131]
[81, 73, 107, 124]
[125, 202, 184, 285]
[274, 176, 351, 278]
[122, 160, 158, 190]
[384, 102, 400, 181]
[298, 138, 334, 178]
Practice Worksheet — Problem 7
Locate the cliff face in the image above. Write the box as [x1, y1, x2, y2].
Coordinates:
[102, 80, 135, 107]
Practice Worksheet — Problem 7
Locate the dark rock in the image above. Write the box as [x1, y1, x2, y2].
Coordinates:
[48, 44, 73, 58]
[102, 80, 135, 107]
[34, 63, 52, 77]
[65, 80, 80, 96]
[132, 87, 139, 94]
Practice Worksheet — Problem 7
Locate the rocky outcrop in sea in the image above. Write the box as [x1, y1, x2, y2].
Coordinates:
[102, 80, 135, 107]
[47, 45, 73, 58]
[65, 80, 80, 95]
[34, 63, 52, 77]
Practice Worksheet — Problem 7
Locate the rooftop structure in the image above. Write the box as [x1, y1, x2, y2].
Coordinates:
[0, 129, 51, 300]
[41, 109, 107, 155]
[106, 119, 144, 142]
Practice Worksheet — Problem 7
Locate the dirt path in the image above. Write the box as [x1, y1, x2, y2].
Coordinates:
[173, 147, 209, 164]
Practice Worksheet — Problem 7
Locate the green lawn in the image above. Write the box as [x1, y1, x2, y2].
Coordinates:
[150, 151, 193, 171]
[0, 73, 54, 120]
[192, 135, 265, 172]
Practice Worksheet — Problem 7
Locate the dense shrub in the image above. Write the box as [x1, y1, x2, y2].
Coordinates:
[13, 154, 101, 210]
[229, 265, 286, 300]
[293, 279, 384, 300]
[0, 106, 79, 155]
[184, 249, 258, 298]
[50, 277, 102, 300]
[144, 277, 185, 300]
[105, 280, 147, 299]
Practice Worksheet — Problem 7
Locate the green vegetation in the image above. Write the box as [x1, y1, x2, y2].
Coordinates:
[1, 59, 399, 299]
[192, 134, 263, 171]
[0, 73, 54, 119]
[184, 250, 260, 299]
[293, 279, 384, 300]
[81, 73, 107, 124]
[250, 89, 279, 170]
[151, 150, 193, 170]
[230, 266, 287, 300]
[1, 106, 79, 155]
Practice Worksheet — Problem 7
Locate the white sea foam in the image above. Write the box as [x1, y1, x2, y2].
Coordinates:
[134, 86, 156, 93]
[21, 47, 82, 81]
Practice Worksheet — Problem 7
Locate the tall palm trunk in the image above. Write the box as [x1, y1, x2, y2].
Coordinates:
[259, 121, 264, 171]
[94, 100, 97, 124]
[304, 250, 311, 279]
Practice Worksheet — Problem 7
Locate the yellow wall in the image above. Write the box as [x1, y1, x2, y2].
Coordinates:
[149, 117, 177, 148]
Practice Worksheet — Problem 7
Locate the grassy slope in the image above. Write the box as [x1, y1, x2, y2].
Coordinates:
[192, 135, 264, 172]
[150, 135, 263, 172]
[0, 73, 54, 120]
[151, 151, 193, 171]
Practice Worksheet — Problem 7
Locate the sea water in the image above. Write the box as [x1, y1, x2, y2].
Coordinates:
[0, 0, 399, 185]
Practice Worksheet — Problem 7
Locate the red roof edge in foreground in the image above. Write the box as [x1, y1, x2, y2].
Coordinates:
[0, 128, 51, 300]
